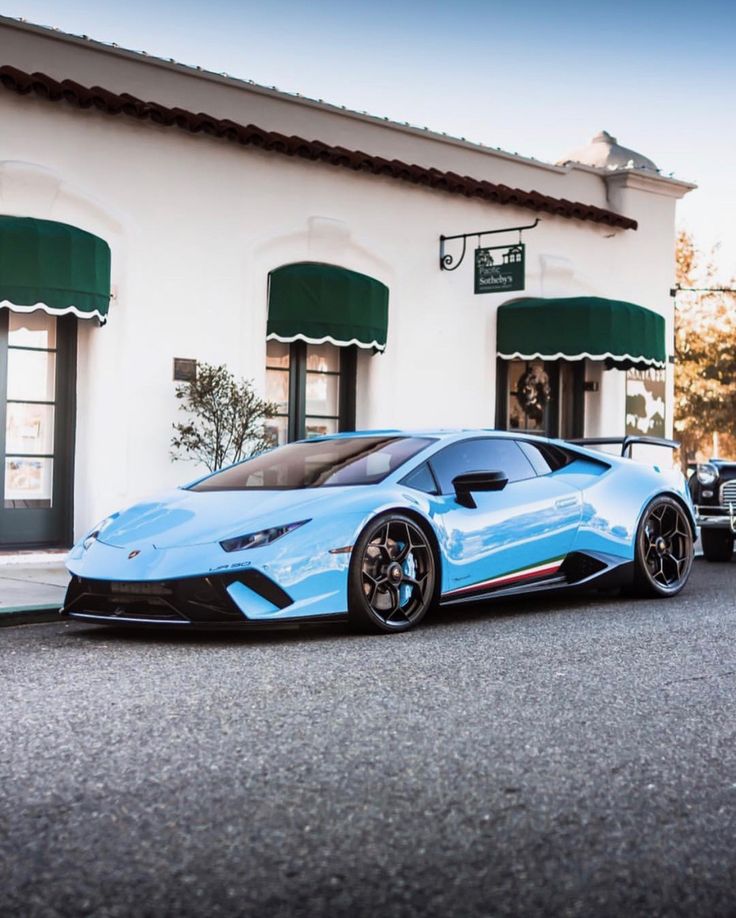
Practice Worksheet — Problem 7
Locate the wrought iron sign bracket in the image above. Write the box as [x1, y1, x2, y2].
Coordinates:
[439, 219, 540, 271]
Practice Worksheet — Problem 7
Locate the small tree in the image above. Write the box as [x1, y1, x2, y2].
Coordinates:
[171, 362, 277, 472]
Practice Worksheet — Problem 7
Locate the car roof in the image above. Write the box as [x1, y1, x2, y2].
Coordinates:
[308, 429, 553, 442]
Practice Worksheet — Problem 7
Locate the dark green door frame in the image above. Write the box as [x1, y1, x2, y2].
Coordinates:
[496, 357, 585, 440]
[0, 310, 77, 549]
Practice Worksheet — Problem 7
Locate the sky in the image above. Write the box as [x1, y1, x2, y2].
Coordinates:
[2, 0, 736, 277]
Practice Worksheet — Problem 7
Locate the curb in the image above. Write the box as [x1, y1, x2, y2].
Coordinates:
[0, 606, 62, 627]
[0, 551, 68, 567]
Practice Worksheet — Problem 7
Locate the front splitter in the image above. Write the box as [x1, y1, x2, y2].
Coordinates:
[64, 611, 348, 631]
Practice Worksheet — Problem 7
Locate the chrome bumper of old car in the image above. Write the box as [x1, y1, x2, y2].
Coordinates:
[695, 503, 736, 533]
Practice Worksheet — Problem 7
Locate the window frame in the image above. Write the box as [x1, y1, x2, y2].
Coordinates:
[0, 309, 77, 548]
[267, 340, 357, 443]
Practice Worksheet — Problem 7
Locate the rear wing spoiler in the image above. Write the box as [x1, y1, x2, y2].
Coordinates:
[567, 436, 680, 458]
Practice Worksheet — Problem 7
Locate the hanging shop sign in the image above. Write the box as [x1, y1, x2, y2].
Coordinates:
[474, 244, 525, 294]
[439, 219, 538, 295]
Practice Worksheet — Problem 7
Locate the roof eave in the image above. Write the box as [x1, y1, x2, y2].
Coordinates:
[0, 14, 569, 177]
[0, 63, 639, 231]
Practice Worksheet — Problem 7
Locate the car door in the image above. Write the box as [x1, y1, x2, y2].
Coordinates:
[426, 437, 582, 600]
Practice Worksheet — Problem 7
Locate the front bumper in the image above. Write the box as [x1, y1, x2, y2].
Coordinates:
[65, 518, 356, 625]
[61, 571, 346, 629]
[695, 503, 736, 532]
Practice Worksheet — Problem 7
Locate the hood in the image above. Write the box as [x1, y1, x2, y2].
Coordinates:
[97, 487, 351, 549]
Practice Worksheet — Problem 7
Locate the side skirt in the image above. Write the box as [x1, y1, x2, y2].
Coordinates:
[439, 554, 634, 608]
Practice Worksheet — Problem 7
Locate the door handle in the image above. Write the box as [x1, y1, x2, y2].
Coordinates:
[555, 496, 579, 510]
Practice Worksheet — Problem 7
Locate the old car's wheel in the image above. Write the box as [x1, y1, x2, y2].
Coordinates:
[633, 496, 694, 597]
[348, 513, 436, 633]
[701, 528, 734, 562]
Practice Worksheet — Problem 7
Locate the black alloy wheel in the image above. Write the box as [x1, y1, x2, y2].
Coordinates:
[348, 513, 436, 633]
[701, 528, 734, 563]
[633, 496, 694, 597]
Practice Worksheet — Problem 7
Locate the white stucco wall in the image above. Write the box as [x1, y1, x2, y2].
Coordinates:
[0, 20, 691, 539]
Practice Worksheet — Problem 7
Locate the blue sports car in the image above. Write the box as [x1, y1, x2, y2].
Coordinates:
[62, 430, 695, 633]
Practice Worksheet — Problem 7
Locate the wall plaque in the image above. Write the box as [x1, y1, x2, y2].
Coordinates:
[173, 358, 198, 382]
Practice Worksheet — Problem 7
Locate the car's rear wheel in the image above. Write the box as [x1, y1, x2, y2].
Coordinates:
[348, 513, 436, 633]
[701, 528, 734, 562]
[633, 496, 694, 597]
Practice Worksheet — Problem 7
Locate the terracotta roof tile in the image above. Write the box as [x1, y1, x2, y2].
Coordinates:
[0, 65, 637, 231]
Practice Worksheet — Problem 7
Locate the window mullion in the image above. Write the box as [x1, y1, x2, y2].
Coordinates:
[290, 340, 307, 442]
[339, 345, 357, 433]
[0, 310, 8, 504]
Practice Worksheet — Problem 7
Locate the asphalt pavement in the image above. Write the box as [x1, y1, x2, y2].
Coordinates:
[1, 559, 735, 918]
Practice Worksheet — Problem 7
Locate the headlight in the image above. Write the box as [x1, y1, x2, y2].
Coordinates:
[82, 515, 118, 550]
[220, 519, 310, 553]
[696, 463, 718, 486]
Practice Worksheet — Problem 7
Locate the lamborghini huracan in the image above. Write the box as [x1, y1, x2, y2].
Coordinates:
[62, 430, 695, 633]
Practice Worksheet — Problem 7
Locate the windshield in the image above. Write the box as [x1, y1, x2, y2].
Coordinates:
[189, 436, 434, 491]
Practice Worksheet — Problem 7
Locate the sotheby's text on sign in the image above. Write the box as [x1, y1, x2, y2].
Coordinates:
[474, 243, 525, 294]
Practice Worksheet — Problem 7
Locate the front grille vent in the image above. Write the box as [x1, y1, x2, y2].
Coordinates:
[720, 481, 736, 504]
[64, 571, 293, 623]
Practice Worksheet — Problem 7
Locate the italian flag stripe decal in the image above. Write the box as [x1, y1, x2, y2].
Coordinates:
[445, 556, 566, 598]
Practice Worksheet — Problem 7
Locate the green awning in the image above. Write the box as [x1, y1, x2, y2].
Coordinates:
[0, 216, 111, 321]
[497, 296, 666, 369]
[268, 262, 389, 350]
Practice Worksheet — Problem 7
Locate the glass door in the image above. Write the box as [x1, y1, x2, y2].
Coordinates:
[505, 359, 552, 434]
[497, 359, 584, 439]
[0, 310, 77, 548]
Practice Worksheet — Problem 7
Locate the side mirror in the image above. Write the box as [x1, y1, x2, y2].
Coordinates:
[452, 470, 508, 508]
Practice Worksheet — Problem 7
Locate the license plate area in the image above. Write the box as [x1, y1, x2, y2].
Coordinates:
[109, 581, 173, 596]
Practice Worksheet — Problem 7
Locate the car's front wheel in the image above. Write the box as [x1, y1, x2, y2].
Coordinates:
[701, 528, 734, 562]
[633, 496, 694, 597]
[348, 513, 437, 633]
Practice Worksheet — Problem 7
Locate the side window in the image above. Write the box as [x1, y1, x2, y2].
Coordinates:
[429, 439, 536, 495]
[400, 462, 438, 494]
[518, 440, 570, 474]
[518, 440, 553, 475]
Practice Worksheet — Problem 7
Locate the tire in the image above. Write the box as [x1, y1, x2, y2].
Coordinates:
[701, 528, 734, 563]
[348, 513, 437, 634]
[633, 496, 694, 597]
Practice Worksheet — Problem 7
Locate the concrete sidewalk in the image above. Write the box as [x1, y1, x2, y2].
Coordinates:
[0, 553, 69, 625]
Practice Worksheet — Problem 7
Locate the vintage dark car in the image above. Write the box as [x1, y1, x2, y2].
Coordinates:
[688, 460, 736, 561]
